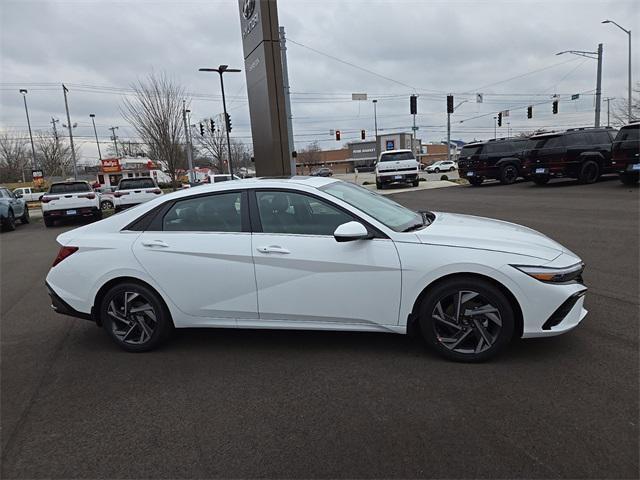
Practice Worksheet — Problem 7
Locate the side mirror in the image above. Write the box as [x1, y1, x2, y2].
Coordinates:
[333, 221, 370, 242]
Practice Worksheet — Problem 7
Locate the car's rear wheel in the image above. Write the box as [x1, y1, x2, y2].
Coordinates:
[468, 176, 483, 186]
[3, 210, 16, 231]
[44, 217, 54, 228]
[101, 200, 114, 210]
[418, 277, 514, 362]
[434, 167, 440, 173]
[578, 160, 600, 184]
[620, 172, 639, 185]
[499, 164, 518, 185]
[100, 282, 173, 352]
[376, 180, 382, 189]
[532, 175, 550, 185]
[20, 207, 30, 224]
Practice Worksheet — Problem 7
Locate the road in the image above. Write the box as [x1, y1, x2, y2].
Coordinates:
[1, 176, 638, 479]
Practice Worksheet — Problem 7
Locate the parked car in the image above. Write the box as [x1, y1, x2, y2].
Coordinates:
[0, 187, 29, 231]
[205, 174, 241, 183]
[426, 160, 457, 173]
[375, 149, 420, 189]
[114, 177, 163, 212]
[611, 122, 639, 185]
[46, 177, 586, 362]
[522, 127, 617, 185]
[458, 138, 529, 186]
[13, 187, 44, 202]
[310, 167, 333, 177]
[95, 186, 117, 210]
[41, 181, 101, 227]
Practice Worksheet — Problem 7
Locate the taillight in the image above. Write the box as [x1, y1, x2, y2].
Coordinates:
[52, 246, 78, 267]
[79, 193, 95, 199]
[41, 196, 59, 203]
[152, 189, 162, 194]
[113, 191, 129, 198]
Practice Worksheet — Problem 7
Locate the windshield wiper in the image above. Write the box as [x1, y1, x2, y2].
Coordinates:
[402, 222, 425, 232]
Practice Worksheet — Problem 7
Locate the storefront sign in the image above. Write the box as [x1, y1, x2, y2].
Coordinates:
[101, 158, 121, 173]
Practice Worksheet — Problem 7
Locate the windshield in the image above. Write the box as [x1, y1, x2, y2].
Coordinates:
[118, 178, 156, 189]
[379, 152, 415, 162]
[49, 182, 91, 194]
[321, 181, 423, 232]
[615, 125, 639, 142]
[460, 145, 483, 156]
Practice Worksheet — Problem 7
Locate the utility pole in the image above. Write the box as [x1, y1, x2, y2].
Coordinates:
[50, 117, 65, 178]
[447, 99, 468, 162]
[595, 43, 603, 128]
[62, 84, 78, 179]
[108, 126, 119, 157]
[493, 116, 497, 140]
[182, 100, 194, 183]
[603, 20, 632, 122]
[279, 26, 296, 174]
[604, 97, 616, 126]
[89, 114, 102, 160]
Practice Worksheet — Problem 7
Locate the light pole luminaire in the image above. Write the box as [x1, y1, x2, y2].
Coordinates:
[603, 20, 632, 123]
[199, 65, 241, 176]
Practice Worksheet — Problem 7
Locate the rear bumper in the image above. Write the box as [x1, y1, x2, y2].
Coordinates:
[46, 282, 94, 322]
[43, 206, 100, 218]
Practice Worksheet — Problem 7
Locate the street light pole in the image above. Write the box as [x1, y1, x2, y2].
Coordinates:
[603, 20, 632, 123]
[493, 116, 497, 139]
[182, 101, 194, 183]
[89, 114, 102, 160]
[108, 126, 119, 157]
[372, 99, 378, 137]
[199, 65, 241, 176]
[447, 100, 468, 162]
[604, 97, 616, 126]
[19, 89, 37, 182]
[556, 45, 604, 127]
[62, 84, 78, 179]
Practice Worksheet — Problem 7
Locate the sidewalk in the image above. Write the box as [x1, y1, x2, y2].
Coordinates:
[333, 172, 459, 195]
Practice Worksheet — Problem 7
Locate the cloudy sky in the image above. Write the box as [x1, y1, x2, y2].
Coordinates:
[1, 0, 638, 164]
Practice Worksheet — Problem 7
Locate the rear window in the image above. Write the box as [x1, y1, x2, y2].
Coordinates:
[615, 125, 639, 143]
[460, 145, 484, 156]
[118, 178, 156, 190]
[49, 182, 91, 194]
[379, 152, 415, 162]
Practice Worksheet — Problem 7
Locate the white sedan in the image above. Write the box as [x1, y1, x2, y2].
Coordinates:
[46, 177, 587, 362]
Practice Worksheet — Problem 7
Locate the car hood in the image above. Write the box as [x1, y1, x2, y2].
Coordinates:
[415, 212, 566, 261]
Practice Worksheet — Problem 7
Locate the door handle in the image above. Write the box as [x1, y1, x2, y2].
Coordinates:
[142, 240, 169, 248]
[257, 245, 290, 254]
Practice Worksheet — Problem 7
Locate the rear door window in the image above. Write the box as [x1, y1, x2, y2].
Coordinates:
[162, 192, 243, 232]
[565, 133, 589, 147]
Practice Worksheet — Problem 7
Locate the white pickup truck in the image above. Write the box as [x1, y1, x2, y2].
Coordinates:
[113, 177, 163, 212]
[13, 187, 44, 202]
[375, 149, 420, 189]
[41, 181, 101, 227]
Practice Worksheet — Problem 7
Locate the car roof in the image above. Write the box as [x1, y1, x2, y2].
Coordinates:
[50, 180, 90, 185]
[380, 149, 412, 154]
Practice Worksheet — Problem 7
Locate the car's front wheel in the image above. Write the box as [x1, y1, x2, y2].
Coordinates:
[100, 282, 173, 352]
[434, 167, 440, 173]
[578, 160, 600, 184]
[499, 164, 519, 185]
[418, 277, 515, 362]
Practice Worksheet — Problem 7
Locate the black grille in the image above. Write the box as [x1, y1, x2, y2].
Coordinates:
[542, 290, 586, 330]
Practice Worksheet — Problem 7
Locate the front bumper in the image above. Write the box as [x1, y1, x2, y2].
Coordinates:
[523, 289, 587, 337]
[46, 282, 94, 322]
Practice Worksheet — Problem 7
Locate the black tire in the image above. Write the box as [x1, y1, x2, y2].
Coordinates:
[434, 167, 440, 173]
[20, 206, 30, 224]
[620, 172, 639, 185]
[3, 210, 16, 231]
[412, 180, 419, 187]
[532, 175, 550, 185]
[44, 217, 54, 228]
[449, 167, 455, 172]
[418, 276, 515, 362]
[101, 200, 114, 210]
[100, 282, 173, 352]
[468, 176, 483, 186]
[376, 180, 382, 190]
[578, 160, 600, 184]
[499, 164, 519, 185]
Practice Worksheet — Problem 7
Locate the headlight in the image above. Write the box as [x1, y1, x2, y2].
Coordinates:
[512, 262, 584, 283]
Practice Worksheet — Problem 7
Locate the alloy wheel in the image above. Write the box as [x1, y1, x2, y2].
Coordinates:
[431, 290, 502, 354]
[107, 291, 158, 345]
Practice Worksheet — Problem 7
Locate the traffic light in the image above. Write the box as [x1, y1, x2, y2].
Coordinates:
[210, 119, 215, 133]
[336, 130, 341, 141]
[225, 113, 232, 132]
[527, 106, 533, 119]
[361, 129, 366, 140]
[447, 95, 454, 114]
[410, 95, 418, 115]
[552, 100, 558, 114]
[199, 123, 204, 136]
[497, 112, 502, 127]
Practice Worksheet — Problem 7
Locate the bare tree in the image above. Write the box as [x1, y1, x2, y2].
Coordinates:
[0, 130, 29, 182]
[35, 131, 73, 178]
[121, 72, 187, 187]
[297, 141, 322, 174]
[192, 117, 227, 171]
[230, 139, 252, 170]
[611, 82, 640, 127]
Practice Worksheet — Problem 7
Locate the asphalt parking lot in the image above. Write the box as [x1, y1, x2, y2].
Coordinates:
[1, 176, 638, 479]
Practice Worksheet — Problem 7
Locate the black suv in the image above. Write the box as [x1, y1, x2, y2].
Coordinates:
[611, 122, 639, 185]
[522, 127, 616, 185]
[457, 137, 529, 186]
